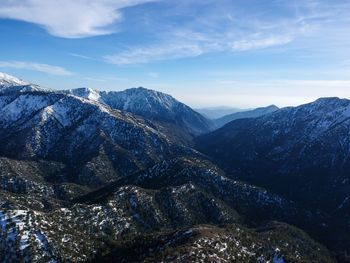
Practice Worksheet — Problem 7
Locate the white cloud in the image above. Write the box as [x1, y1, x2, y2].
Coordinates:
[104, 43, 206, 65]
[70, 53, 93, 60]
[0, 0, 156, 38]
[104, 33, 294, 65]
[0, 61, 73, 76]
[147, 72, 159, 78]
[231, 36, 293, 51]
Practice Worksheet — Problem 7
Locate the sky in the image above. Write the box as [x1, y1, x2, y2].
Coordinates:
[0, 0, 350, 108]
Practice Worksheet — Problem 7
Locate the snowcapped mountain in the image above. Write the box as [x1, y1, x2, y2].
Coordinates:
[65, 87, 214, 137]
[0, 85, 185, 188]
[214, 104, 279, 128]
[196, 97, 350, 215]
[0, 72, 28, 87]
[196, 97, 350, 259]
[65, 87, 101, 101]
[0, 72, 45, 94]
[0, 73, 346, 262]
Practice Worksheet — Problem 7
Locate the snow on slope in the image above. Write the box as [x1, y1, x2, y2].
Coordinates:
[0, 72, 47, 94]
[65, 87, 101, 102]
[0, 72, 28, 87]
[66, 87, 213, 136]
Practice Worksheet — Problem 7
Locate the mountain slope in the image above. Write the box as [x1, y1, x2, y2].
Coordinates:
[97, 223, 334, 263]
[214, 105, 279, 128]
[0, 89, 184, 188]
[66, 87, 214, 137]
[0, 74, 344, 262]
[0, 72, 28, 87]
[0, 72, 44, 94]
[196, 97, 350, 259]
[197, 97, 350, 210]
[0, 155, 334, 262]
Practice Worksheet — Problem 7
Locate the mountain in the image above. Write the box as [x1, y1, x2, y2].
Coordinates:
[196, 97, 350, 258]
[0, 72, 28, 87]
[0, 74, 344, 262]
[0, 72, 43, 94]
[196, 98, 350, 209]
[97, 223, 334, 263]
[0, 85, 185, 189]
[65, 87, 214, 139]
[65, 87, 101, 101]
[195, 106, 245, 119]
[0, 155, 334, 262]
[214, 104, 279, 128]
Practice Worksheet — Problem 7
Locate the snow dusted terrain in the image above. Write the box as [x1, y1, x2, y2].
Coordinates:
[0, 73, 343, 262]
[0, 73, 28, 87]
[65, 86, 214, 137]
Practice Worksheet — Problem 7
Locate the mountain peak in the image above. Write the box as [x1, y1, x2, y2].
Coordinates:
[66, 87, 101, 101]
[122, 87, 174, 99]
[0, 72, 28, 87]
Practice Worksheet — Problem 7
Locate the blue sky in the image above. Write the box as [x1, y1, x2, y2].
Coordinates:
[0, 0, 350, 108]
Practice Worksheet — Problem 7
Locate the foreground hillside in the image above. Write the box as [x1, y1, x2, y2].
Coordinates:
[0, 156, 334, 262]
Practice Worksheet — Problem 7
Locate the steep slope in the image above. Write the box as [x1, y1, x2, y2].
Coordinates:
[0, 74, 343, 262]
[214, 104, 279, 128]
[76, 157, 303, 223]
[197, 98, 350, 210]
[0, 72, 28, 87]
[97, 223, 334, 263]
[66, 87, 214, 138]
[65, 87, 101, 101]
[196, 97, 350, 258]
[0, 72, 43, 94]
[0, 155, 334, 262]
[0, 89, 183, 188]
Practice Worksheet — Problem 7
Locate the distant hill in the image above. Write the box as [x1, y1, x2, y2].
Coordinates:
[195, 106, 245, 119]
[214, 105, 279, 128]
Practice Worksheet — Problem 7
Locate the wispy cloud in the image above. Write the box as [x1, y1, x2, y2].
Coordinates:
[147, 72, 159, 78]
[0, 61, 73, 76]
[70, 53, 94, 60]
[231, 36, 293, 51]
[104, 43, 207, 65]
[0, 0, 157, 38]
[104, 33, 295, 65]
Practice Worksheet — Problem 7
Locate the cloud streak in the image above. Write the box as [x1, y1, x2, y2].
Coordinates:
[0, 0, 156, 38]
[104, 42, 208, 65]
[104, 33, 295, 65]
[231, 36, 293, 51]
[0, 61, 73, 76]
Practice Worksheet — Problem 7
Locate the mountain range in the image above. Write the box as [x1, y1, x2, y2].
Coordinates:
[0, 72, 349, 262]
[65, 86, 213, 141]
[213, 104, 279, 128]
[195, 106, 245, 119]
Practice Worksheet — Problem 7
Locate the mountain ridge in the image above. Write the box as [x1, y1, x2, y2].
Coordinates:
[0, 73, 347, 262]
[214, 104, 279, 128]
